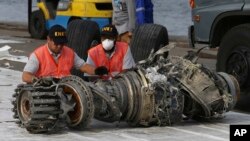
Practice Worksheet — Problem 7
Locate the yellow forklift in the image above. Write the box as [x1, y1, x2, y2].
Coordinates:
[28, 0, 112, 39]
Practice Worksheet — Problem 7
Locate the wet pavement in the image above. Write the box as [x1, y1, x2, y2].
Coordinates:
[1, 67, 250, 141]
[0, 25, 249, 141]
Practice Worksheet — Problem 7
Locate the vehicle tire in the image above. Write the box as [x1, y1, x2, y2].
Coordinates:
[217, 24, 250, 94]
[29, 10, 48, 39]
[66, 19, 101, 78]
[130, 24, 169, 62]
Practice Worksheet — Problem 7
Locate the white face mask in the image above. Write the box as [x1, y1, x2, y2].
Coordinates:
[102, 39, 114, 51]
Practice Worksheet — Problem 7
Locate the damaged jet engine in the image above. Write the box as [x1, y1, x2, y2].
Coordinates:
[12, 44, 240, 133]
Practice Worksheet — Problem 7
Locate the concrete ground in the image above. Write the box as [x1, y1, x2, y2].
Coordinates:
[0, 24, 249, 141]
[2, 67, 250, 141]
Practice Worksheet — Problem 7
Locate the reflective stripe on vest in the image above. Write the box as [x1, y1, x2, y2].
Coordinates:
[88, 42, 128, 77]
[34, 44, 74, 78]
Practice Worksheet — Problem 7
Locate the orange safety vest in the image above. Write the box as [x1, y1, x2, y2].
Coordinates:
[34, 44, 75, 78]
[88, 42, 129, 77]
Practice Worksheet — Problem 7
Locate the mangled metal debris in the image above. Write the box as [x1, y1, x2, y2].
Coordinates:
[12, 44, 240, 133]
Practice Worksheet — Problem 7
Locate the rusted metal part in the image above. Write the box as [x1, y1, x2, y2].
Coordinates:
[59, 76, 94, 129]
[12, 82, 62, 133]
[12, 45, 239, 133]
[169, 56, 239, 119]
[217, 72, 241, 111]
[87, 80, 121, 123]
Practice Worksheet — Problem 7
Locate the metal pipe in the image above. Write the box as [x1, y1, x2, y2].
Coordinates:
[28, 0, 32, 33]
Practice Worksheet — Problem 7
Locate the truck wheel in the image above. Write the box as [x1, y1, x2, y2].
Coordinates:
[29, 10, 48, 39]
[130, 24, 169, 62]
[217, 24, 250, 93]
[67, 19, 100, 78]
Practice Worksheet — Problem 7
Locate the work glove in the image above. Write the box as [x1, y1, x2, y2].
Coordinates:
[95, 66, 109, 76]
[32, 76, 38, 83]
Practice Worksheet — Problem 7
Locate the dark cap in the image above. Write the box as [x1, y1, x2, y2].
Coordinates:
[101, 24, 118, 37]
[48, 25, 67, 44]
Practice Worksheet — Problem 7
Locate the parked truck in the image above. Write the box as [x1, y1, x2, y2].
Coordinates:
[189, 0, 250, 97]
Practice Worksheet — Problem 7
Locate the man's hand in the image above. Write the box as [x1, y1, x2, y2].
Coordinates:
[128, 32, 133, 37]
[22, 71, 37, 84]
[95, 66, 108, 75]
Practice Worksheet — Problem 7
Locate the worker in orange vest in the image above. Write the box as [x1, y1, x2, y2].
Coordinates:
[86, 24, 136, 80]
[22, 25, 108, 83]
